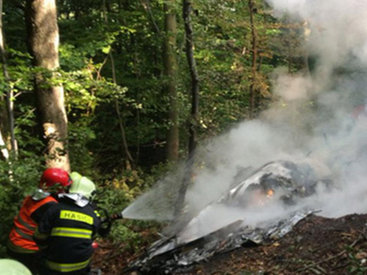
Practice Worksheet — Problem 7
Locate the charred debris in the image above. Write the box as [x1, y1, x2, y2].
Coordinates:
[127, 160, 333, 274]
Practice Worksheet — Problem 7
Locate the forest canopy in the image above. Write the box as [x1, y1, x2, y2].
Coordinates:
[0, 0, 311, 256]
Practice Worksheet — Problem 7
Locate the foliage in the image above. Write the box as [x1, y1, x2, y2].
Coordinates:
[0, 0, 307, 259]
[91, 166, 166, 249]
[0, 155, 44, 256]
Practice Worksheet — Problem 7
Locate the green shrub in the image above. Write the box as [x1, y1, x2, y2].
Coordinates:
[0, 156, 44, 257]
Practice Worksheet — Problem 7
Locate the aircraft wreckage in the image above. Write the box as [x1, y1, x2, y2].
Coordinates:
[127, 160, 332, 274]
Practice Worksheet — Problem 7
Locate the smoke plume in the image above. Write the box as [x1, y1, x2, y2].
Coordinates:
[123, 0, 367, 238]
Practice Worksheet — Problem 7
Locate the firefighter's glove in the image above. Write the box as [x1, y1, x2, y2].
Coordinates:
[110, 212, 123, 220]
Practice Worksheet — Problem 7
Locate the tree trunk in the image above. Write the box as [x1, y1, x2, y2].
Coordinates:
[140, 0, 160, 33]
[111, 53, 135, 168]
[173, 0, 200, 220]
[0, 0, 16, 159]
[183, 0, 199, 154]
[25, 0, 70, 171]
[103, 0, 134, 169]
[248, 0, 258, 119]
[163, 0, 179, 161]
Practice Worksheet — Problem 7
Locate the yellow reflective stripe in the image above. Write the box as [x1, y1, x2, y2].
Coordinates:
[46, 258, 91, 272]
[51, 227, 92, 239]
[60, 210, 93, 225]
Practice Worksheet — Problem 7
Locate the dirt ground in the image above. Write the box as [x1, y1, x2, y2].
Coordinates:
[93, 213, 367, 275]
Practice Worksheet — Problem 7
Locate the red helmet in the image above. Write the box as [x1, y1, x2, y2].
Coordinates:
[40, 168, 72, 189]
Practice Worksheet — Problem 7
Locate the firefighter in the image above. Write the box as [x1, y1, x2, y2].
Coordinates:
[34, 175, 111, 275]
[7, 168, 72, 274]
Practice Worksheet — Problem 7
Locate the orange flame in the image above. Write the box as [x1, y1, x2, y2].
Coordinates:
[266, 189, 274, 198]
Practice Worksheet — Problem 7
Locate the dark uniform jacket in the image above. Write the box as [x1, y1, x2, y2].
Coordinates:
[34, 194, 102, 273]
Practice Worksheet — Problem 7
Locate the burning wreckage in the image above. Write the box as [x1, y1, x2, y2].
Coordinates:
[128, 160, 332, 274]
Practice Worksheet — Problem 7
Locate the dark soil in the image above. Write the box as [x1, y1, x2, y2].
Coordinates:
[93, 213, 367, 275]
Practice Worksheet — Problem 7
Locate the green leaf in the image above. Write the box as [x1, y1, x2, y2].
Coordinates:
[102, 45, 111, 54]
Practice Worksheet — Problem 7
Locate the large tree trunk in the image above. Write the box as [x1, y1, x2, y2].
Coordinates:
[164, 0, 179, 162]
[25, 0, 70, 171]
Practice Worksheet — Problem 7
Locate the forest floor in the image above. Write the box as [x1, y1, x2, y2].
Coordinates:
[93, 213, 367, 275]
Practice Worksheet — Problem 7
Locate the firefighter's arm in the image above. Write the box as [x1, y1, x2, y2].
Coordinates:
[99, 212, 124, 237]
[94, 209, 123, 237]
[98, 220, 111, 237]
[33, 204, 56, 250]
[33, 227, 50, 250]
[94, 208, 111, 237]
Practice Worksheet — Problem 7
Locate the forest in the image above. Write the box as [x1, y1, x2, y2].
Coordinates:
[2, 0, 367, 274]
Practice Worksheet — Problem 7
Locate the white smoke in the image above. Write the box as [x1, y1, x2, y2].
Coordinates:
[124, 0, 367, 239]
[178, 0, 367, 235]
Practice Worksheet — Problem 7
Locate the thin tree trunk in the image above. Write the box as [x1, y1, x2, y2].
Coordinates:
[140, 0, 160, 34]
[132, 50, 142, 165]
[248, 0, 258, 119]
[173, 0, 199, 219]
[0, 0, 17, 158]
[183, 0, 199, 154]
[0, 130, 9, 159]
[25, 0, 70, 171]
[110, 53, 135, 167]
[303, 20, 311, 74]
[164, 0, 179, 161]
[102, 0, 134, 168]
[174, 156, 194, 219]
